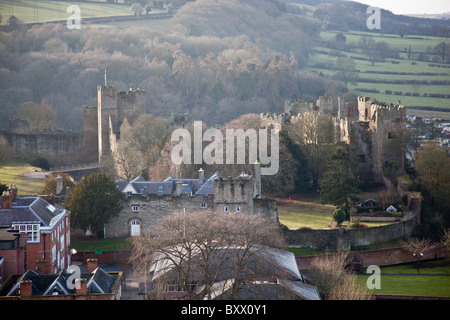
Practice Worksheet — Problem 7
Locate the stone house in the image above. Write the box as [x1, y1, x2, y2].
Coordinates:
[104, 165, 278, 238]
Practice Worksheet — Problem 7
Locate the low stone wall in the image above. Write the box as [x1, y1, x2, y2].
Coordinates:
[353, 216, 401, 222]
[284, 212, 419, 251]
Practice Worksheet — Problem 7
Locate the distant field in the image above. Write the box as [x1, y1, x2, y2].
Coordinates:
[308, 30, 450, 117]
[0, 0, 164, 25]
[0, 159, 46, 195]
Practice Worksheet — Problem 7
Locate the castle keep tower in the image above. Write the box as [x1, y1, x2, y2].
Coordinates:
[97, 85, 145, 162]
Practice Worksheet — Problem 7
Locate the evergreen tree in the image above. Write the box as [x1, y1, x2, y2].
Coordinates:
[65, 173, 124, 238]
[320, 148, 360, 217]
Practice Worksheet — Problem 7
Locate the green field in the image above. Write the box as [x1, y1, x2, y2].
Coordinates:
[308, 30, 450, 117]
[0, 159, 46, 195]
[0, 0, 163, 25]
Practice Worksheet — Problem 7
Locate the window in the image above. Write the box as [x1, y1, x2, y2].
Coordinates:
[13, 224, 40, 243]
[60, 234, 64, 251]
[224, 206, 229, 212]
[132, 205, 139, 212]
[126, 191, 132, 196]
[201, 202, 207, 209]
[236, 206, 241, 212]
[52, 245, 56, 263]
[166, 281, 199, 292]
[358, 154, 366, 163]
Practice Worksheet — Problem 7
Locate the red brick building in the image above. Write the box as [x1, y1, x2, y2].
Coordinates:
[0, 228, 27, 286]
[0, 259, 122, 300]
[0, 186, 71, 275]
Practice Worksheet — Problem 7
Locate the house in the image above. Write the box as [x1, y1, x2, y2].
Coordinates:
[148, 243, 321, 300]
[105, 166, 278, 238]
[0, 259, 122, 300]
[0, 185, 71, 274]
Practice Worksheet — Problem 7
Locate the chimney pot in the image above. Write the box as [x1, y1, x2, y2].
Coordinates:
[198, 168, 204, 182]
[87, 258, 98, 273]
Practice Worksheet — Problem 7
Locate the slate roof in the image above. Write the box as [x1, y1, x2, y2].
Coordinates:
[4, 267, 119, 297]
[0, 196, 67, 228]
[116, 172, 221, 196]
[150, 243, 320, 300]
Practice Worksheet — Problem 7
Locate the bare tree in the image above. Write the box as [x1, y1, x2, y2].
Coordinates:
[130, 210, 285, 300]
[401, 238, 439, 273]
[307, 252, 372, 300]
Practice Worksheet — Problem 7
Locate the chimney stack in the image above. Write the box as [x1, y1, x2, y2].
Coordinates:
[76, 278, 87, 296]
[1, 191, 12, 209]
[254, 161, 261, 199]
[20, 280, 33, 298]
[198, 168, 204, 183]
[175, 181, 182, 196]
[87, 258, 98, 273]
[9, 184, 17, 202]
[56, 176, 63, 195]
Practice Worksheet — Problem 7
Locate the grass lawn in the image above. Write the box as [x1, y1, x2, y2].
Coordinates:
[71, 237, 132, 251]
[0, 159, 47, 195]
[277, 193, 392, 229]
[356, 258, 450, 297]
[277, 194, 335, 229]
[358, 274, 450, 297]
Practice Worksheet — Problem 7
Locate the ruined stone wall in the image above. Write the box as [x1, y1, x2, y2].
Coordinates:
[117, 89, 145, 125]
[3, 129, 84, 166]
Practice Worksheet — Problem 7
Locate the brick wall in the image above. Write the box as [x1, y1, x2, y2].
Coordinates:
[295, 245, 448, 269]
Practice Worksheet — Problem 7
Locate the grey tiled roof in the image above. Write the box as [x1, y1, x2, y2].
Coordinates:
[195, 172, 220, 195]
[117, 172, 222, 196]
[5, 267, 118, 296]
[0, 197, 66, 227]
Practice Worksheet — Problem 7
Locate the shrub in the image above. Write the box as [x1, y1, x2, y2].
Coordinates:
[28, 157, 50, 171]
[332, 208, 346, 225]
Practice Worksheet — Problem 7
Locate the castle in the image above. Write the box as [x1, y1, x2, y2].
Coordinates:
[261, 95, 407, 184]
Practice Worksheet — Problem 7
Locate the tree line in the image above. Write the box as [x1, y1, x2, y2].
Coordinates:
[0, 0, 346, 131]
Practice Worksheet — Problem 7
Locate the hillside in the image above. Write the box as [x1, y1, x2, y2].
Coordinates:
[0, 0, 448, 131]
